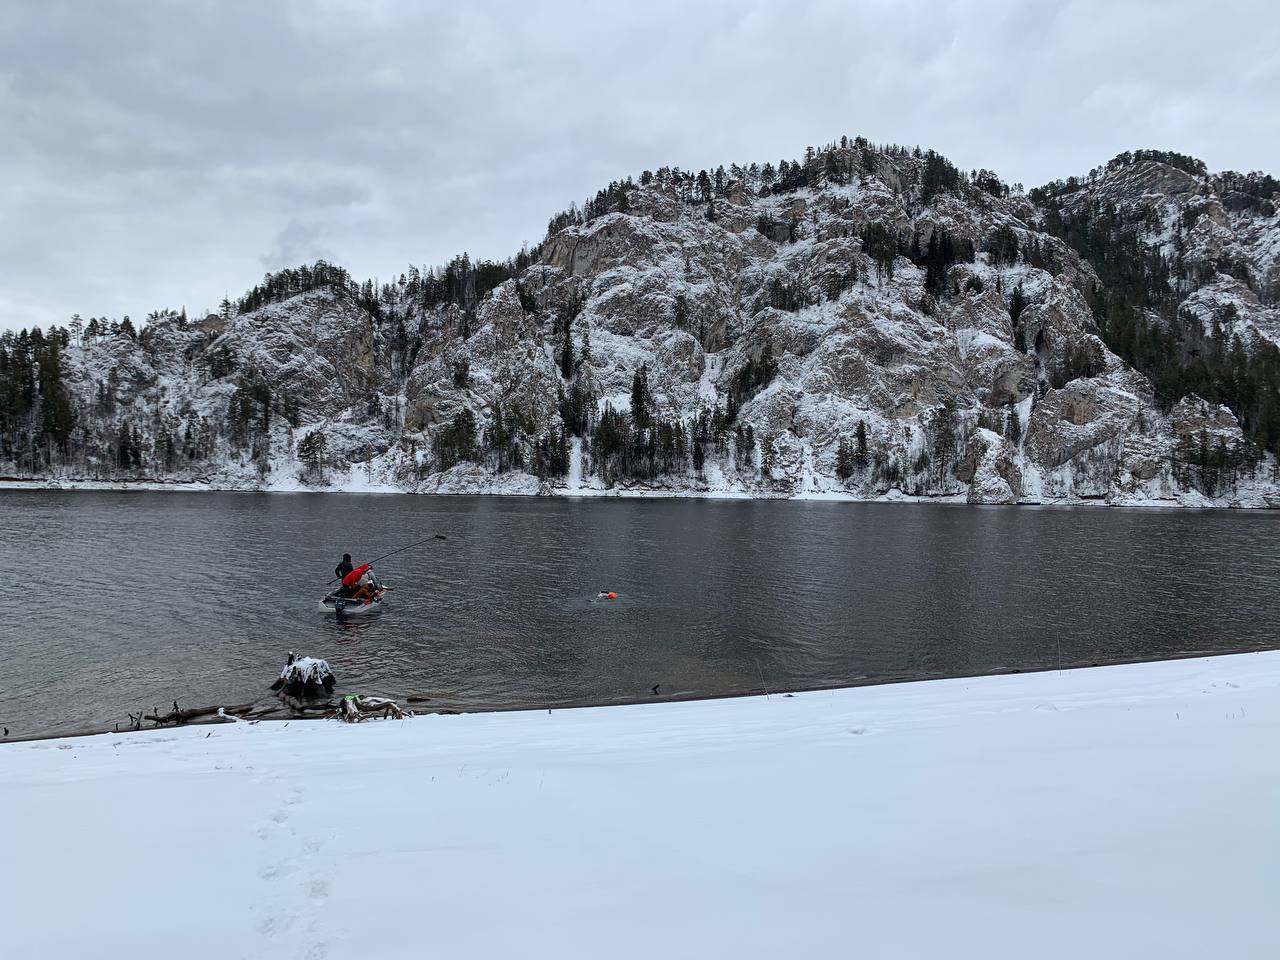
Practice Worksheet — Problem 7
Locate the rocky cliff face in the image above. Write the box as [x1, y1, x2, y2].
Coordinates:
[4, 140, 1278, 506]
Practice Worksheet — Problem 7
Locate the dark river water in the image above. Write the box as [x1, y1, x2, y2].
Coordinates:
[2, 491, 1279, 737]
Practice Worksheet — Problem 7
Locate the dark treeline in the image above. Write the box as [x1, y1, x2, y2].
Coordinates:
[1034, 149, 1277, 219]
[238, 250, 540, 322]
[0, 326, 75, 472]
[231, 248, 545, 387]
[545, 136, 1016, 242]
[418, 351, 767, 488]
[856, 222, 979, 292]
[1215, 171, 1279, 216]
[236, 261, 359, 315]
[0, 317, 224, 477]
[1034, 149, 1210, 202]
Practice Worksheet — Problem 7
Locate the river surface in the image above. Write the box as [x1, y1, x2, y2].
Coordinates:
[2, 491, 1279, 737]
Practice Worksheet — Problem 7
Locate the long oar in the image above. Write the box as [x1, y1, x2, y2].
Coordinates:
[327, 533, 448, 585]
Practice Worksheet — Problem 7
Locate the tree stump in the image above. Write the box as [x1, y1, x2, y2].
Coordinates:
[269, 652, 336, 698]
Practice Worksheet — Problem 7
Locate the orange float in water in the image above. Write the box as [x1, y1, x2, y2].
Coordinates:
[607, 592, 617, 600]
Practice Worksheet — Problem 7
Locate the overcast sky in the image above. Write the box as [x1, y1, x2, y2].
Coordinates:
[2, 0, 1277, 331]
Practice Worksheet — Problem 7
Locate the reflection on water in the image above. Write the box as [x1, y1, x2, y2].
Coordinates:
[334, 618, 379, 643]
[2, 491, 1279, 736]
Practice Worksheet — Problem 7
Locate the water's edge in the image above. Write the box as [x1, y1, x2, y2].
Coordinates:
[1, 476, 1266, 509]
[6, 645, 1274, 745]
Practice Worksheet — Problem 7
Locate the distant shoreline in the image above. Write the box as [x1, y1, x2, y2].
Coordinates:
[1, 474, 1271, 508]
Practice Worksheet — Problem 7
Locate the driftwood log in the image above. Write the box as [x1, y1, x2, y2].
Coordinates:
[144, 701, 255, 726]
[334, 695, 406, 722]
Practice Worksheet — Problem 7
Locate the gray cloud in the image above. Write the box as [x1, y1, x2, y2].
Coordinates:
[2, 0, 1277, 330]
[260, 219, 336, 274]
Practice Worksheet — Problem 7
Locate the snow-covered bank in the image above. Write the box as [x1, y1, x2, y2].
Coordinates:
[3, 653, 1279, 959]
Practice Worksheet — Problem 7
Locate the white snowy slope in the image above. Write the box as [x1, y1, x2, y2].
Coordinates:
[3, 652, 1278, 959]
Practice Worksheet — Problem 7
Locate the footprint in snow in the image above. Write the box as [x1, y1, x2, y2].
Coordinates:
[259, 861, 293, 881]
[257, 913, 290, 938]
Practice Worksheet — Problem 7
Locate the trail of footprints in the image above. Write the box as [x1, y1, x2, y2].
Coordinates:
[254, 783, 333, 959]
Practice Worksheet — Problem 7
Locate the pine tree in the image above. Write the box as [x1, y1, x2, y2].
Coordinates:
[559, 328, 575, 381]
[854, 420, 869, 468]
[835, 437, 854, 480]
[696, 169, 712, 204]
[36, 339, 74, 448]
[283, 389, 302, 427]
[1009, 283, 1028, 325]
[673, 294, 689, 329]
[932, 401, 956, 481]
[115, 421, 133, 470]
[1006, 401, 1023, 445]
[488, 402, 513, 473]
[630, 364, 651, 428]
[297, 430, 328, 478]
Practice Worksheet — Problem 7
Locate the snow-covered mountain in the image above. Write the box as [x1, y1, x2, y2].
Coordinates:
[3, 139, 1278, 506]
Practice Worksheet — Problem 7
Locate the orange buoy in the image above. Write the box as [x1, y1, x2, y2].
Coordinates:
[607, 592, 617, 600]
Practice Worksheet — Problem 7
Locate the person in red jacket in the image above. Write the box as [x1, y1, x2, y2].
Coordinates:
[342, 562, 375, 602]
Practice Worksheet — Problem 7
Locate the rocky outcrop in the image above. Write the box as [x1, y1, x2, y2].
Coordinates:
[8, 141, 1279, 507]
[1170, 395, 1246, 445]
[957, 428, 1021, 504]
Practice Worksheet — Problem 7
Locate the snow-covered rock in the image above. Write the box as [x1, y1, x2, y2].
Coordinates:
[958, 428, 1020, 504]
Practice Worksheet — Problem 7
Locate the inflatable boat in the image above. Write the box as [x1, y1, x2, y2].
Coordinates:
[318, 582, 391, 616]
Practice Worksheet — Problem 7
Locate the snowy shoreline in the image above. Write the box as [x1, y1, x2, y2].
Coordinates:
[9, 645, 1271, 745]
[4, 650, 1278, 958]
[0, 474, 1268, 508]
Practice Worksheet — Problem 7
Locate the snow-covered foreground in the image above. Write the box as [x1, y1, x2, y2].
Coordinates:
[3, 653, 1278, 959]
